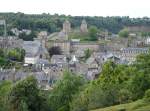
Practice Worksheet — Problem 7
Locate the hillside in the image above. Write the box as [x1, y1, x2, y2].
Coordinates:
[91, 100, 150, 111]
[1, 13, 150, 34]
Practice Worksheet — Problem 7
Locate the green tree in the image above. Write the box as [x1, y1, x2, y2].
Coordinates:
[88, 26, 98, 41]
[9, 76, 47, 111]
[135, 53, 150, 74]
[0, 81, 12, 111]
[118, 28, 129, 38]
[144, 89, 150, 102]
[70, 62, 136, 110]
[8, 48, 25, 62]
[128, 71, 150, 100]
[126, 52, 150, 100]
[49, 71, 86, 111]
[70, 90, 88, 111]
[19, 31, 37, 41]
[0, 48, 4, 57]
[84, 49, 92, 61]
[0, 57, 9, 66]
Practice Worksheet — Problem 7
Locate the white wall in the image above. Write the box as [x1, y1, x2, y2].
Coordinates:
[25, 56, 39, 64]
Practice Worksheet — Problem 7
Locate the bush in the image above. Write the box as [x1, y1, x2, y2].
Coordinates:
[144, 89, 150, 102]
[118, 89, 132, 104]
[117, 108, 126, 111]
[88, 26, 98, 41]
[118, 28, 129, 38]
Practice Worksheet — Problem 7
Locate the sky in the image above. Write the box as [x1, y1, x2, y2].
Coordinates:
[0, 0, 150, 17]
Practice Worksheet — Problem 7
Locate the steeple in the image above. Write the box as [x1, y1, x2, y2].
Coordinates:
[63, 20, 71, 34]
[80, 19, 88, 33]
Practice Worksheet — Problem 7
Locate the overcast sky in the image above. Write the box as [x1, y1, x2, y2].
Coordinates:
[0, 0, 150, 17]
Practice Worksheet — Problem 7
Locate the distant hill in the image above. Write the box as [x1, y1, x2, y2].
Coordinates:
[1, 13, 150, 35]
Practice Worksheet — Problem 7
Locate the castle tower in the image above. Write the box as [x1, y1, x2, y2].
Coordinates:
[80, 19, 88, 33]
[63, 20, 71, 34]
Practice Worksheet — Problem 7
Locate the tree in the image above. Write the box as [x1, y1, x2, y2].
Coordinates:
[88, 26, 98, 41]
[141, 32, 150, 37]
[0, 48, 4, 57]
[49, 71, 86, 111]
[84, 49, 92, 61]
[0, 81, 12, 111]
[144, 89, 150, 102]
[0, 57, 10, 67]
[70, 61, 137, 110]
[19, 31, 36, 41]
[7, 48, 25, 62]
[128, 71, 150, 100]
[125, 52, 150, 100]
[70, 90, 88, 111]
[135, 53, 150, 74]
[9, 76, 47, 111]
[118, 28, 129, 38]
[48, 46, 62, 57]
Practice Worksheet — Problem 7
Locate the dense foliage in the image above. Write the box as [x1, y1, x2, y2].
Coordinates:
[0, 48, 25, 68]
[8, 48, 25, 62]
[1, 13, 150, 34]
[88, 26, 98, 41]
[70, 52, 150, 111]
[18, 31, 37, 41]
[49, 71, 86, 111]
[9, 76, 49, 111]
[0, 48, 25, 69]
[0, 81, 12, 111]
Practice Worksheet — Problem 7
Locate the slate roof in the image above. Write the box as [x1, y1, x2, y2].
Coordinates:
[121, 47, 149, 52]
[37, 59, 50, 65]
[22, 41, 41, 57]
[51, 55, 67, 64]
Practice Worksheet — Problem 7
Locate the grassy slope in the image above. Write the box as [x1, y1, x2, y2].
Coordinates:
[68, 32, 91, 41]
[91, 100, 150, 111]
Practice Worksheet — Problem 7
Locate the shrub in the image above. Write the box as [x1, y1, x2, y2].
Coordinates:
[144, 89, 150, 102]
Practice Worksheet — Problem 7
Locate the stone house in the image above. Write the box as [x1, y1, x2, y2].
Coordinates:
[23, 41, 48, 64]
[120, 47, 149, 62]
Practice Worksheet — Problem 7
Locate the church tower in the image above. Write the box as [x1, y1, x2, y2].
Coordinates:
[80, 19, 88, 33]
[63, 20, 71, 34]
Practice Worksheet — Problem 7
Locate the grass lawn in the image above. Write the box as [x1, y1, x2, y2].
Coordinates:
[91, 99, 150, 111]
[68, 32, 92, 41]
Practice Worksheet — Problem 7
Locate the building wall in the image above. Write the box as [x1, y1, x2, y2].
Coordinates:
[25, 56, 39, 64]
[120, 48, 149, 62]
[47, 41, 101, 54]
[48, 40, 70, 55]
[71, 42, 100, 52]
